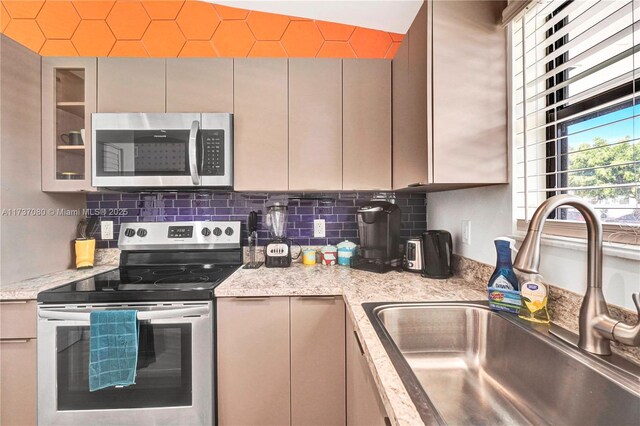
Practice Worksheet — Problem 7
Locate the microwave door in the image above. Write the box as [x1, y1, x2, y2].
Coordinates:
[188, 120, 201, 186]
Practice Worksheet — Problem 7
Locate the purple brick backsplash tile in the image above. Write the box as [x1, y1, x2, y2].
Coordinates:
[87, 192, 427, 247]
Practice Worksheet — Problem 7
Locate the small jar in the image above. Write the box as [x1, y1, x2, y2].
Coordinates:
[337, 240, 357, 266]
[302, 249, 316, 265]
[320, 245, 338, 266]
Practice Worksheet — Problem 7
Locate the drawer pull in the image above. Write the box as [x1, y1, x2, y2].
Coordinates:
[354, 330, 364, 355]
[232, 297, 270, 301]
[298, 296, 336, 301]
[0, 338, 30, 344]
[0, 300, 29, 305]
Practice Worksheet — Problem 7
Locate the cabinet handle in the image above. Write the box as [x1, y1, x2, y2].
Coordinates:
[232, 297, 270, 301]
[353, 330, 364, 355]
[297, 296, 336, 301]
[408, 182, 426, 187]
[0, 300, 28, 305]
[0, 339, 30, 344]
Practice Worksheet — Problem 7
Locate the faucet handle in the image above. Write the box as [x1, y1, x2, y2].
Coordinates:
[611, 293, 640, 347]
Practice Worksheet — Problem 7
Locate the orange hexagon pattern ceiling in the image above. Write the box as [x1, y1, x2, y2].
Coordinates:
[0, 0, 404, 58]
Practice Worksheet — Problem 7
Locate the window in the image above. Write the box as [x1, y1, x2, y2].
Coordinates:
[512, 0, 640, 245]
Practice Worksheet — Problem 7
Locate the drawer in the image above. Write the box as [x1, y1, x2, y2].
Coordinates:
[0, 300, 37, 339]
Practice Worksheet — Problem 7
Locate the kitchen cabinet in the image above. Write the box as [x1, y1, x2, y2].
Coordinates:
[42, 57, 97, 192]
[97, 58, 166, 113]
[392, 1, 507, 190]
[233, 59, 289, 191]
[217, 297, 291, 426]
[343, 60, 392, 190]
[217, 296, 347, 425]
[0, 300, 37, 426]
[288, 59, 343, 191]
[166, 58, 233, 113]
[346, 311, 387, 426]
[291, 296, 346, 425]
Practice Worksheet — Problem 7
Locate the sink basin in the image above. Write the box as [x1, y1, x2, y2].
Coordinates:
[364, 302, 640, 425]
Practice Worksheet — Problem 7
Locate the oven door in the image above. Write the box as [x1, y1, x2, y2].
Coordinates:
[37, 302, 213, 426]
[92, 113, 202, 188]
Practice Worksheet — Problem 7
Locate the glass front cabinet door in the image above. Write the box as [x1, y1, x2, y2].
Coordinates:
[42, 57, 96, 192]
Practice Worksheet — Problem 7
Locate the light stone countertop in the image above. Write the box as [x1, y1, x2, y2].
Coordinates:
[216, 263, 488, 426]
[0, 265, 119, 300]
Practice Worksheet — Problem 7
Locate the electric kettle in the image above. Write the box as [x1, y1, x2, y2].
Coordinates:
[421, 230, 453, 279]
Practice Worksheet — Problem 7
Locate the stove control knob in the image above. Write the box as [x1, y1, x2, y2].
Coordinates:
[225, 227, 234, 236]
[124, 228, 135, 238]
[137, 228, 147, 238]
[213, 227, 223, 237]
[202, 227, 211, 237]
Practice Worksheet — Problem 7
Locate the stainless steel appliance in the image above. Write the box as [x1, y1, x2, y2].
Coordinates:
[37, 221, 242, 425]
[403, 238, 423, 272]
[92, 113, 233, 189]
[421, 230, 453, 279]
[264, 203, 292, 268]
[351, 201, 402, 273]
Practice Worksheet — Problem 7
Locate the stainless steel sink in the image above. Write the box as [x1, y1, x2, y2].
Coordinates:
[364, 302, 640, 425]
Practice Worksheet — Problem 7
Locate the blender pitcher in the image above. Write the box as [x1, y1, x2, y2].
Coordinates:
[265, 203, 288, 239]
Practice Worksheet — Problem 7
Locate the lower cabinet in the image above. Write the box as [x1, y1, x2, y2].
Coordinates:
[346, 311, 387, 426]
[217, 296, 346, 426]
[0, 300, 37, 426]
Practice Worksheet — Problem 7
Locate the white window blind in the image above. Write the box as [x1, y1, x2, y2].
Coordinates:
[512, 0, 640, 235]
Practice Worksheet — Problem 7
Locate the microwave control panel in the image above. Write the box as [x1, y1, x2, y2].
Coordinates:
[200, 130, 225, 176]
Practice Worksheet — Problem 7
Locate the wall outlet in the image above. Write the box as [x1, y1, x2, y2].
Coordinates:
[461, 220, 471, 245]
[101, 220, 114, 240]
[313, 219, 326, 238]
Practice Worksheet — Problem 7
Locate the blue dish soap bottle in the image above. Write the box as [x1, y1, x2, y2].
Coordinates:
[487, 237, 522, 314]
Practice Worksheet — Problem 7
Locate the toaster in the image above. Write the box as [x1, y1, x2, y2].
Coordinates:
[403, 238, 423, 272]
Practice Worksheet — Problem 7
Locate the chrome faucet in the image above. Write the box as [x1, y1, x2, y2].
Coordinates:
[513, 194, 640, 355]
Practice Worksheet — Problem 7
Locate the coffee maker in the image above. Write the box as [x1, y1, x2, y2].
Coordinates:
[264, 203, 292, 268]
[351, 201, 402, 273]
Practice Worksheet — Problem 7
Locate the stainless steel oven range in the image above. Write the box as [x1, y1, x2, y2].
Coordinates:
[37, 221, 242, 425]
[92, 113, 233, 190]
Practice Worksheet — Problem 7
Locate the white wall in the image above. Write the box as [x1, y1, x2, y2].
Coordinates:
[427, 185, 640, 311]
[0, 35, 85, 283]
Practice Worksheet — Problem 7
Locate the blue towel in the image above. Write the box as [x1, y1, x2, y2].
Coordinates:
[89, 310, 139, 392]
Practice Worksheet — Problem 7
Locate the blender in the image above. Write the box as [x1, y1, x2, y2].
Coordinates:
[264, 203, 292, 268]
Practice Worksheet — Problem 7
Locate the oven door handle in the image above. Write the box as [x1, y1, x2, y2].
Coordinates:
[189, 120, 201, 186]
[38, 306, 210, 322]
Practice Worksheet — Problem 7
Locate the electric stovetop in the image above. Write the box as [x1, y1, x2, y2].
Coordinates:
[38, 220, 243, 304]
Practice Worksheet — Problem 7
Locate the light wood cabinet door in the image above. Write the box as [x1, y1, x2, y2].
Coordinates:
[0, 300, 37, 426]
[431, 0, 507, 184]
[166, 58, 233, 113]
[346, 313, 386, 426]
[0, 339, 36, 426]
[291, 296, 346, 425]
[233, 59, 288, 191]
[393, 3, 429, 189]
[217, 297, 290, 426]
[343, 60, 392, 190]
[289, 59, 343, 191]
[97, 58, 166, 112]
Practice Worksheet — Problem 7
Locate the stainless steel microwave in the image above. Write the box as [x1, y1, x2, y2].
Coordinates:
[92, 113, 233, 189]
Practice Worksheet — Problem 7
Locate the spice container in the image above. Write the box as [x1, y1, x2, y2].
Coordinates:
[320, 245, 338, 266]
[337, 240, 357, 266]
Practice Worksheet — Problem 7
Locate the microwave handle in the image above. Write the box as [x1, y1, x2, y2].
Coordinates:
[189, 120, 201, 185]
[38, 306, 209, 322]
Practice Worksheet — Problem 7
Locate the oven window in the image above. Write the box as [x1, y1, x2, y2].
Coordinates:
[95, 130, 190, 176]
[56, 323, 192, 410]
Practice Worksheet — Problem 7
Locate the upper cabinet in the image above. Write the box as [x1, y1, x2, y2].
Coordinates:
[233, 59, 289, 191]
[42, 57, 97, 192]
[343, 60, 392, 191]
[166, 58, 233, 113]
[97, 58, 166, 113]
[392, 1, 508, 190]
[288, 59, 343, 191]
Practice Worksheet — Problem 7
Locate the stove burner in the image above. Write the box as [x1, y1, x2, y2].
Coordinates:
[189, 267, 223, 275]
